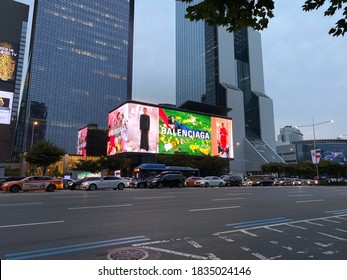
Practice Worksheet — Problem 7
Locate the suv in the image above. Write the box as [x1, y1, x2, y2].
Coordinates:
[222, 175, 242, 187]
[148, 171, 185, 188]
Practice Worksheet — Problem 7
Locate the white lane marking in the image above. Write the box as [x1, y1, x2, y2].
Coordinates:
[322, 218, 341, 224]
[207, 253, 220, 260]
[0, 220, 64, 228]
[133, 196, 175, 200]
[226, 193, 254, 196]
[336, 228, 347, 233]
[289, 194, 313, 197]
[295, 199, 324, 203]
[317, 232, 347, 241]
[218, 236, 234, 242]
[213, 214, 347, 236]
[252, 253, 267, 260]
[305, 221, 324, 226]
[189, 206, 240, 212]
[211, 198, 246, 201]
[68, 204, 132, 210]
[140, 246, 208, 260]
[286, 224, 307, 230]
[0, 202, 43, 207]
[265, 226, 283, 233]
[133, 240, 171, 246]
[240, 230, 258, 237]
[314, 242, 334, 248]
[52, 196, 99, 199]
[187, 240, 202, 248]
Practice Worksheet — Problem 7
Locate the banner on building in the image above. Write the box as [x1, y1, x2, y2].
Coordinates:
[311, 149, 321, 164]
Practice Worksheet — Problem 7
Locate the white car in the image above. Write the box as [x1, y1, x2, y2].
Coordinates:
[203, 176, 225, 187]
[80, 176, 126, 191]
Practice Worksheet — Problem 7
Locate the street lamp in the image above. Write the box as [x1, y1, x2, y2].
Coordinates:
[31, 121, 38, 146]
[296, 118, 334, 179]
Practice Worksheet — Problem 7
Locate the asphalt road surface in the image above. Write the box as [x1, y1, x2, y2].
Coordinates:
[1, 185, 347, 260]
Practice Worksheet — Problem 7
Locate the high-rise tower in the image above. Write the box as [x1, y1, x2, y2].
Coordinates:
[12, 0, 134, 156]
[176, 0, 283, 175]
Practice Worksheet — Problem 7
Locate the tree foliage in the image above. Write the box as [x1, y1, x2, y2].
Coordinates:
[74, 160, 102, 174]
[25, 141, 65, 175]
[181, 0, 347, 36]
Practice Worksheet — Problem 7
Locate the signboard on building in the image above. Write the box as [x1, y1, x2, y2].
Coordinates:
[107, 102, 233, 158]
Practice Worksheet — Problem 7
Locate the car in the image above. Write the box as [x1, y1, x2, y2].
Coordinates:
[221, 175, 242, 187]
[79, 176, 126, 191]
[252, 178, 275, 186]
[120, 177, 131, 187]
[273, 178, 287, 187]
[1, 176, 63, 193]
[62, 178, 75, 189]
[0, 176, 26, 187]
[129, 176, 155, 188]
[203, 176, 225, 187]
[147, 172, 185, 188]
[184, 176, 205, 187]
[67, 177, 101, 190]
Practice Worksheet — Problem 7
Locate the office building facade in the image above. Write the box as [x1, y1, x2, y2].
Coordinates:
[176, 0, 283, 176]
[12, 0, 134, 157]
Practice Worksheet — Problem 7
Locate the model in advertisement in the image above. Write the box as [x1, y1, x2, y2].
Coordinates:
[218, 122, 229, 157]
[139, 107, 150, 151]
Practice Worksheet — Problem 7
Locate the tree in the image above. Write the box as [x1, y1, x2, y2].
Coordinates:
[180, 0, 347, 36]
[74, 160, 102, 174]
[97, 156, 124, 175]
[25, 141, 65, 175]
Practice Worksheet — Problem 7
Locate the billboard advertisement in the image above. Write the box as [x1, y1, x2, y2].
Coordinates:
[77, 127, 88, 155]
[0, 41, 19, 83]
[0, 90, 13, 124]
[108, 103, 233, 158]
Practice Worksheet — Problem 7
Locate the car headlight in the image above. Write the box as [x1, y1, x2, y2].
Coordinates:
[81, 182, 88, 186]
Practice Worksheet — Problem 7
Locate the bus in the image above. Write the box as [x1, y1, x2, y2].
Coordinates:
[130, 163, 200, 188]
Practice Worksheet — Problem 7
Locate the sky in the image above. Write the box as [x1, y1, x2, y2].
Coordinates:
[133, 1, 347, 141]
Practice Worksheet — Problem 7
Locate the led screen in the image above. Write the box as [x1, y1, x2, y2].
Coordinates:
[0, 90, 13, 124]
[77, 127, 88, 155]
[0, 41, 19, 83]
[107, 103, 233, 158]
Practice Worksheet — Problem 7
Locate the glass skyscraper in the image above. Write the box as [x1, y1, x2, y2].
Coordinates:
[176, 0, 283, 175]
[13, 0, 134, 155]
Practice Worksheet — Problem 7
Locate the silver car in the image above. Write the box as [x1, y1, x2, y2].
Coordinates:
[80, 176, 126, 191]
[203, 176, 225, 187]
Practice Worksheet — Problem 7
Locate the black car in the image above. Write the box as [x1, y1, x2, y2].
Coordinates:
[147, 171, 185, 188]
[252, 178, 275, 186]
[67, 177, 101, 190]
[221, 175, 242, 187]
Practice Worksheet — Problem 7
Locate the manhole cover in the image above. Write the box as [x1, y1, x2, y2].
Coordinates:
[107, 247, 149, 260]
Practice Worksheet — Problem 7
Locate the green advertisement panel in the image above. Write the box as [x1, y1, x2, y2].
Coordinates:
[158, 108, 212, 156]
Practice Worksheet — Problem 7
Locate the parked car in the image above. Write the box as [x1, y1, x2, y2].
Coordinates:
[120, 177, 131, 187]
[203, 176, 225, 187]
[62, 178, 75, 189]
[0, 176, 26, 187]
[252, 178, 275, 186]
[129, 176, 155, 188]
[273, 178, 287, 187]
[80, 176, 126, 191]
[1, 176, 63, 193]
[147, 172, 185, 188]
[221, 175, 242, 187]
[184, 176, 205, 187]
[67, 177, 101, 190]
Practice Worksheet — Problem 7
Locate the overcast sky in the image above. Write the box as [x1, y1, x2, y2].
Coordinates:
[133, 1, 347, 141]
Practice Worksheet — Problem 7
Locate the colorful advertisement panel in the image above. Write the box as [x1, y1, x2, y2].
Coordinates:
[77, 127, 88, 155]
[0, 90, 13, 124]
[107, 103, 233, 158]
[0, 41, 19, 83]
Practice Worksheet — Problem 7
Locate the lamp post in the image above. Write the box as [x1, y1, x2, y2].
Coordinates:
[297, 118, 333, 179]
[31, 121, 38, 146]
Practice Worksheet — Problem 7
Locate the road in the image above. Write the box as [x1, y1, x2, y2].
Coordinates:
[1, 186, 347, 260]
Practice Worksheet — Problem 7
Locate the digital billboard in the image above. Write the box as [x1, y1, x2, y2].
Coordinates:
[0, 90, 13, 124]
[77, 127, 88, 155]
[0, 41, 19, 83]
[108, 102, 233, 158]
